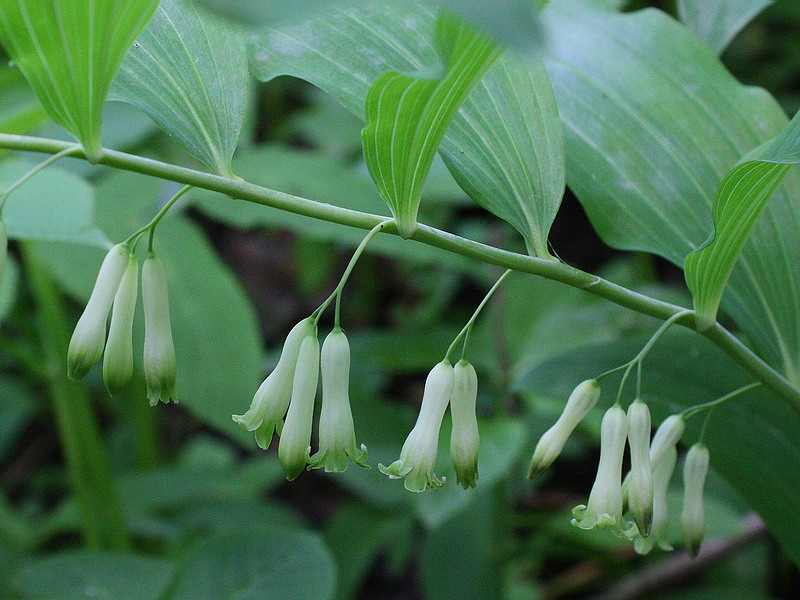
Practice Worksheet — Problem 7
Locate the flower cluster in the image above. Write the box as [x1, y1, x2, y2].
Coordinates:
[68, 244, 177, 405]
[233, 323, 368, 480]
[379, 358, 480, 492]
[529, 381, 712, 556]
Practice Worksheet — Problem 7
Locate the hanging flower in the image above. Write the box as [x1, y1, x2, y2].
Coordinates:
[633, 447, 677, 555]
[682, 443, 710, 557]
[233, 317, 313, 449]
[627, 399, 654, 536]
[142, 254, 178, 405]
[309, 328, 368, 472]
[103, 254, 138, 395]
[449, 359, 479, 489]
[68, 243, 130, 380]
[379, 361, 455, 492]
[572, 404, 628, 532]
[278, 332, 320, 480]
[528, 379, 601, 480]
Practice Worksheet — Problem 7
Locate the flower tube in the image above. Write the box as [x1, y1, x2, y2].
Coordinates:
[634, 447, 677, 555]
[627, 399, 654, 536]
[682, 443, 710, 557]
[103, 254, 138, 395]
[449, 359, 479, 489]
[142, 254, 177, 405]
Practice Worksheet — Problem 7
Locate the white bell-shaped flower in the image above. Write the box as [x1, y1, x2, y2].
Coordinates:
[233, 317, 313, 449]
[278, 333, 320, 480]
[572, 404, 628, 531]
[449, 360, 479, 489]
[142, 254, 177, 405]
[627, 399, 654, 536]
[103, 254, 138, 395]
[379, 361, 455, 492]
[68, 243, 130, 380]
[649, 414, 685, 467]
[309, 328, 368, 472]
[633, 447, 677, 555]
[528, 379, 601, 480]
[682, 443, 710, 557]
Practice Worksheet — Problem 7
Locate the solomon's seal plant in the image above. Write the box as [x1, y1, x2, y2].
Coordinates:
[0, 1, 799, 592]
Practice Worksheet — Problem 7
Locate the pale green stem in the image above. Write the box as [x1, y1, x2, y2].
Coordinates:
[123, 184, 193, 250]
[1, 134, 798, 414]
[445, 269, 512, 362]
[682, 382, 762, 421]
[311, 219, 392, 327]
[0, 144, 81, 211]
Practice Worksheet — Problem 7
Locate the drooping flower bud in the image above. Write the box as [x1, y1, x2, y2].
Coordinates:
[142, 254, 178, 405]
[278, 333, 320, 480]
[233, 317, 313, 450]
[103, 254, 138, 395]
[627, 399, 654, 537]
[622, 413, 684, 512]
[0, 219, 7, 283]
[633, 447, 677, 555]
[68, 243, 129, 380]
[572, 404, 628, 531]
[449, 359, 479, 489]
[379, 361, 455, 492]
[309, 328, 368, 472]
[528, 379, 601, 480]
[682, 443, 710, 557]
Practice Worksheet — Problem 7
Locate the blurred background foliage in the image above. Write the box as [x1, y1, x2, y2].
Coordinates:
[0, 1, 799, 599]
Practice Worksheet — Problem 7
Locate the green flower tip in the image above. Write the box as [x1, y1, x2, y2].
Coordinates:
[309, 443, 369, 473]
[378, 459, 445, 493]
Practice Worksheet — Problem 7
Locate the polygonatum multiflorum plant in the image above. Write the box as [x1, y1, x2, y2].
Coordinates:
[0, 0, 799, 568]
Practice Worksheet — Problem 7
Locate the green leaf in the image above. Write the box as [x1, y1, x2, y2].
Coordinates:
[11, 551, 174, 600]
[542, 0, 800, 381]
[362, 12, 501, 238]
[434, 0, 542, 50]
[0, 66, 47, 135]
[113, 0, 248, 176]
[165, 530, 336, 600]
[677, 0, 772, 55]
[685, 109, 800, 330]
[0, 160, 108, 246]
[0, 0, 158, 160]
[250, 1, 565, 255]
[517, 329, 800, 564]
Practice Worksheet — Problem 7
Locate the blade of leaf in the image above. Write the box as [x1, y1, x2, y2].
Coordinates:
[685, 109, 800, 330]
[112, 0, 248, 176]
[0, 0, 158, 161]
[249, 1, 565, 255]
[362, 12, 502, 238]
[677, 0, 772, 55]
[542, 0, 800, 382]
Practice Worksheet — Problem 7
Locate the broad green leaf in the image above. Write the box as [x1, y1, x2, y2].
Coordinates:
[113, 0, 248, 176]
[249, 1, 565, 255]
[0, 0, 158, 160]
[685, 109, 800, 329]
[542, 0, 800, 382]
[420, 491, 499, 600]
[362, 13, 501, 238]
[517, 329, 800, 564]
[434, 0, 542, 50]
[0, 66, 47, 135]
[165, 529, 336, 600]
[677, 0, 772, 55]
[0, 160, 108, 246]
[11, 551, 174, 600]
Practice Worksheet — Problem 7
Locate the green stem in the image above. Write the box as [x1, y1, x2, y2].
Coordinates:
[312, 219, 391, 327]
[2, 134, 799, 414]
[0, 144, 81, 211]
[445, 269, 512, 362]
[123, 184, 192, 250]
[682, 382, 762, 421]
[21, 243, 130, 551]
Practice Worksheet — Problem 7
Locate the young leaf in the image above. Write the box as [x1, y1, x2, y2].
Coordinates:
[542, 0, 800, 380]
[685, 110, 800, 330]
[677, 0, 772, 55]
[113, 0, 248, 176]
[0, 0, 158, 161]
[250, 1, 565, 256]
[361, 12, 502, 238]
